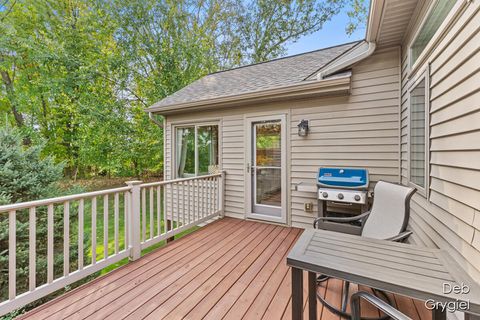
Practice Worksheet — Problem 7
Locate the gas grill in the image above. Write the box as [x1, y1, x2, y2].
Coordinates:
[316, 167, 369, 234]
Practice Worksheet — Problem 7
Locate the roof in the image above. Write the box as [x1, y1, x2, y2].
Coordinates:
[149, 41, 361, 111]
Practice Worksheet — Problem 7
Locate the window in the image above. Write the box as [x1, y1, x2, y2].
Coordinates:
[410, 0, 456, 66]
[175, 124, 218, 178]
[409, 78, 427, 188]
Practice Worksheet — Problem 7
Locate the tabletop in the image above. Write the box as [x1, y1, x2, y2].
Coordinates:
[287, 228, 480, 316]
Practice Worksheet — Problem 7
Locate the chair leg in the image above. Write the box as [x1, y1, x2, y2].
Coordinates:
[342, 281, 350, 312]
[316, 279, 394, 320]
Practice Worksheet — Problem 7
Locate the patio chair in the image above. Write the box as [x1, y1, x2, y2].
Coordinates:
[313, 181, 416, 320]
[351, 291, 412, 320]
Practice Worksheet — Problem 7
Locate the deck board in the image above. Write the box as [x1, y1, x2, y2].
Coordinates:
[19, 218, 432, 320]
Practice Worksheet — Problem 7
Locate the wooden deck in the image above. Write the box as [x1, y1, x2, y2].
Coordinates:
[20, 218, 432, 319]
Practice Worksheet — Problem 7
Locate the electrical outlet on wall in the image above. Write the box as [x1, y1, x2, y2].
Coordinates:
[304, 202, 313, 212]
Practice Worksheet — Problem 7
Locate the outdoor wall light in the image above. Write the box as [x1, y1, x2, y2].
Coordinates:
[297, 119, 309, 137]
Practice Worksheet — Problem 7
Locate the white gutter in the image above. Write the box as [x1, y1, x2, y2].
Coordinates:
[316, 0, 385, 80]
[316, 41, 376, 79]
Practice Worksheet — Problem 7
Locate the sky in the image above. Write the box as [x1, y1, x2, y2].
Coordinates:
[286, 7, 367, 56]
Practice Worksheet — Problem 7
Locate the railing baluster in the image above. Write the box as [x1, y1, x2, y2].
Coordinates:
[187, 181, 191, 224]
[182, 182, 185, 226]
[172, 183, 178, 230]
[172, 183, 176, 230]
[163, 185, 167, 234]
[170, 183, 173, 231]
[64, 201, 70, 276]
[78, 199, 84, 270]
[207, 177, 211, 215]
[194, 180, 197, 221]
[205, 178, 208, 216]
[47, 204, 54, 283]
[215, 176, 218, 213]
[104, 195, 109, 259]
[9, 210, 16, 299]
[124, 191, 129, 250]
[202, 179, 205, 218]
[29, 207, 36, 291]
[91, 197, 97, 265]
[142, 188, 146, 242]
[149, 187, 153, 239]
[114, 193, 119, 254]
[157, 186, 161, 236]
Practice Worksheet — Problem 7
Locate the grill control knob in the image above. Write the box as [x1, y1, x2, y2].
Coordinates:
[338, 193, 344, 200]
[354, 195, 361, 201]
[322, 192, 328, 198]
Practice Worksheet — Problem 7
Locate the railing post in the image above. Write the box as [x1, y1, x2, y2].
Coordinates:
[125, 180, 142, 261]
[219, 171, 226, 217]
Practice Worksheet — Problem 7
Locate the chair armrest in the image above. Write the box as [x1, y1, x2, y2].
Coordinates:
[386, 231, 413, 242]
[313, 211, 370, 228]
[351, 291, 412, 320]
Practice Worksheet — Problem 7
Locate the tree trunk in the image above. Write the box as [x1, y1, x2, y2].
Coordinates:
[1, 70, 24, 127]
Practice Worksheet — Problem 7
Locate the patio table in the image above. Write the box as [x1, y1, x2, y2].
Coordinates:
[287, 229, 480, 320]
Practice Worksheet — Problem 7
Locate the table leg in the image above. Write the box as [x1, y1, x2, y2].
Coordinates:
[432, 308, 446, 320]
[308, 271, 317, 320]
[292, 267, 303, 320]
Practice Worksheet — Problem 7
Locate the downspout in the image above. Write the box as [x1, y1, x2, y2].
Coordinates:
[148, 112, 163, 128]
[148, 111, 166, 181]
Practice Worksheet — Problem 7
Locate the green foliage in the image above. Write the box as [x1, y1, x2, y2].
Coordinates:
[0, 126, 81, 306]
[0, 126, 63, 204]
[0, 0, 367, 180]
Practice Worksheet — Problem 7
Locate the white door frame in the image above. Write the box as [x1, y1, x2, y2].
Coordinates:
[245, 114, 287, 224]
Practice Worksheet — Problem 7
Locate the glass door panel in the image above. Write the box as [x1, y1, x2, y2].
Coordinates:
[252, 121, 282, 217]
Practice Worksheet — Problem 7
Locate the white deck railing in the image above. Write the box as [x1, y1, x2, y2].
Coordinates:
[0, 172, 225, 316]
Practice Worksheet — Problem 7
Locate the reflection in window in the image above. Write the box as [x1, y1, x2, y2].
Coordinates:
[198, 126, 219, 175]
[176, 127, 195, 178]
[255, 122, 281, 167]
[410, 79, 426, 188]
[410, 0, 456, 65]
[176, 125, 218, 178]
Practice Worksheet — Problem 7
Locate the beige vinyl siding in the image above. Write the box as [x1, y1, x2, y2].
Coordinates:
[290, 47, 401, 228]
[400, 1, 480, 281]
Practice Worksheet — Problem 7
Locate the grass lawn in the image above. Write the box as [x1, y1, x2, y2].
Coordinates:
[78, 187, 198, 274]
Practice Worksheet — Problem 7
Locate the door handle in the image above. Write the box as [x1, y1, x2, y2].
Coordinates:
[247, 163, 251, 173]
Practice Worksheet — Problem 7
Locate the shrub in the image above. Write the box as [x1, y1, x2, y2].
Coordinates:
[0, 126, 78, 304]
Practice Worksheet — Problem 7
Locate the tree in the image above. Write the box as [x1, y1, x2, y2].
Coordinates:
[0, 126, 63, 204]
[0, 0, 367, 179]
[234, 0, 368, 63]
[0, 126, 76, 304]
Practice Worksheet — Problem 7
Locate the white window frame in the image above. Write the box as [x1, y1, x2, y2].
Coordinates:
[172, 121, 220, 178]
[408, 0, 468, 74]
[407, 66, 430, 197]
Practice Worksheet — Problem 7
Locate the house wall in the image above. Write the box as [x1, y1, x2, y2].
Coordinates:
[399, 1, 480, 281]
[163, 46, 400, 229]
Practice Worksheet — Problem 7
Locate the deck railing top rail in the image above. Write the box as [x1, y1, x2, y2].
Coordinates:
[138, 172, 222, 188]
[0, 186, 132, 213]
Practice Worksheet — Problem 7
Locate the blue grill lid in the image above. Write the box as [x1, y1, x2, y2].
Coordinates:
[317, 167, 369, 189]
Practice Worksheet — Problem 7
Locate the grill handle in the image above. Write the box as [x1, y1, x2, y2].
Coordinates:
[330, 201, 353, 206]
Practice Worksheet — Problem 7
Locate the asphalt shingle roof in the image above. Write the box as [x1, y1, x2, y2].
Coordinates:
[152, 41, 360, 108]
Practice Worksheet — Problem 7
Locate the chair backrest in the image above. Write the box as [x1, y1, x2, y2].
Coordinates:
[361, 181, 416, 240]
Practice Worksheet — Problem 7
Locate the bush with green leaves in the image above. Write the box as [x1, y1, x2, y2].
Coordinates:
[0, 126, 81, 305]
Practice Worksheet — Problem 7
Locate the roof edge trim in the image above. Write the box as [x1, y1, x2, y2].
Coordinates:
[146, 72, 352, 115]
[317, 41, 376, 79]
[315, 0, 386, 79]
